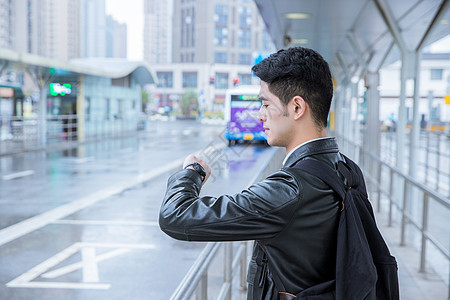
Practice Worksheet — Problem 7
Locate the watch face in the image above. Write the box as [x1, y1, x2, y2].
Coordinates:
[193, 163, 206, 177]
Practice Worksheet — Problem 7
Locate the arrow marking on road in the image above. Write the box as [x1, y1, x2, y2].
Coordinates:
[6, 242, 155, 290]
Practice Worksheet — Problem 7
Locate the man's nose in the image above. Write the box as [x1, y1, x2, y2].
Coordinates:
[257, 108, 265, 122]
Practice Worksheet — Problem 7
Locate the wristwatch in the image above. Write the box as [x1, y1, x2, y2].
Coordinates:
[184, 162, 206, 182]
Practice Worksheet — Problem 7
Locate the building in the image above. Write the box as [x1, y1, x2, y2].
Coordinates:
[379, 52, 450, 127]
[106, 16, 128, 59]
[172, 0, 275, 64]
[151, 63, 259, 113]
[146, 0, 276, 113]
[0, 49, 156, 145]
[144, 0, 173, 64]
[0, 0, 125, 61]
[0, 0, 81, 61]
[81, 0, 106, 58]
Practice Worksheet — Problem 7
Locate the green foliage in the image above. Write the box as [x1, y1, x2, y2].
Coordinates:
[180, 89, 198, 116]
[141, 88, 149, 104]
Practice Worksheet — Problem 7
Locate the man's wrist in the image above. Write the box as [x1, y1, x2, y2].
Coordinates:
[184, 162, 206, 182]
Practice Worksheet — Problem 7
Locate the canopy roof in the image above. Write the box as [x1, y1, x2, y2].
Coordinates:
[255, 0, 450, 80]
[0, 49, 157, 86]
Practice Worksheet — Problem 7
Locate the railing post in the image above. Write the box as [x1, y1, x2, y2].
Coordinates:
[436, 133, 440, 191]
[240, 242, 248, 290]
[224, 242, 232, 300]
[419, 193, 429, 273]
[377, 161, 382, 213]
[425, 131, 429, 184]
[400, 179, 408, 246]
[196, 273, 207, 300]
[389, 169, 394, 227]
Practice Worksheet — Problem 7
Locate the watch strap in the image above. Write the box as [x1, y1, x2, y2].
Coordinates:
[184, 162, 206, 182]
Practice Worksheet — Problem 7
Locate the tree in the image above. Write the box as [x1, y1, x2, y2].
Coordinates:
[141, 88, 149, 112]
[180, 89, 198, 116]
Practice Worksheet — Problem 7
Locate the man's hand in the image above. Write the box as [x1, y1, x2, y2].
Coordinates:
[183, 154, 211, 184]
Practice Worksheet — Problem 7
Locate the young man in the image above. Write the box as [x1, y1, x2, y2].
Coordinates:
[160, 47, 348, 299]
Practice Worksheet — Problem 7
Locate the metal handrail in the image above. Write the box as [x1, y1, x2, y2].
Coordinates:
[169, 147, 285, 300]
[337, 134, 450, 298]
[0, 114, 144, 156]
[380, 130, 450, 197]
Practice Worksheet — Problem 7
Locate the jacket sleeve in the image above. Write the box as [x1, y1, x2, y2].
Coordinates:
[159, 168, 301, 242]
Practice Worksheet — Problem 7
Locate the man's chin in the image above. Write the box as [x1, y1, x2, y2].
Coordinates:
[265, 139, 276, 147]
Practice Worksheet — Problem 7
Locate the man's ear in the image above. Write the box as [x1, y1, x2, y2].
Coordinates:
[292, 96, 306, 120]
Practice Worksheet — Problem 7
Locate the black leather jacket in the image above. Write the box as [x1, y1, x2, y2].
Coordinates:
[159, 138, 345, 299]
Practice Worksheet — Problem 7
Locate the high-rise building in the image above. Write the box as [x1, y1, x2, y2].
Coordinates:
[106, 16, 127, 59]
[0, 0, 81, 61]
[0, 0, 11, 50]
[172, 0, 275, 64]
[143, 0, 173, 64]
[148, 0, 276, 111]
[80, 0, 106, 58]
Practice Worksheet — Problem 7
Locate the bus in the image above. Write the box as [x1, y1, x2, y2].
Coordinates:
[224, 85, 266, 145]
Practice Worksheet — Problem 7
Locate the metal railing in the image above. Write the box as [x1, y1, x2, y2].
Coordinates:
[380, 130, 450, 197]
[338, 134, 450, 299]
[0, 114, 145, 156]
[169, 147, 285, 300]
[170, 242, 249, 300]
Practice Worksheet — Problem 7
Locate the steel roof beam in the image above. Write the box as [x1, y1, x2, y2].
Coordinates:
[373, 0, 409, 54]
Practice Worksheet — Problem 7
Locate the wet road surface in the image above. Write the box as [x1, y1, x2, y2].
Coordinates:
[0, 120, 276, 300]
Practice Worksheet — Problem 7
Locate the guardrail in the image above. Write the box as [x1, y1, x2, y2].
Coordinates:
[169, 147, 285, 300]
[0, 114, 145, 156]
[337, 134, 450, 299]
[380, 130, 450, 197]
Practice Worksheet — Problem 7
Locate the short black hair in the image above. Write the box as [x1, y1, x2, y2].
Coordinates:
[252, 47, 333, 128]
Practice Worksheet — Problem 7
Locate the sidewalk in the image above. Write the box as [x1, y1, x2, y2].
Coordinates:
[374, 202, 449, 300]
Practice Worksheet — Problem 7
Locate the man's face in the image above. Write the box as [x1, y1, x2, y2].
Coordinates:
[257, 81, 294, 148]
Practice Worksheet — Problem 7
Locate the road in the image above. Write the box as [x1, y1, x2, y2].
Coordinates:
[0, 120, 276, 300]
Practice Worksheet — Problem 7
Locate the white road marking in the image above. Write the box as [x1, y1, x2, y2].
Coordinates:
[7, 243, 83, 288]
[2, 170, 35, 180]
[42, 248, 129, 280]
[81, 247, 99, 282]
[7, 242, 155, 290]
[52, 219, 159, 226]
[119, 147, 133, 153]
[0, 158, 183, 247]
[74, 156, 95, 164]
[7, 282, 111, 290]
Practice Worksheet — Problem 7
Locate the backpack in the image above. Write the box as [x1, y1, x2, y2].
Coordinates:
[264, 156, 400, 300]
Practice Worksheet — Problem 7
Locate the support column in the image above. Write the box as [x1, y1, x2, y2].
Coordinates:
[396, 54, 409, 172]
[344, 85, 352, 140]
[409, 51, 422, 177]
[38, 85, 48, 146]
[76, 75, 85, 143]
[364, 72, 381, 158]
[27, 67, 54, 147]
[336, 86, 346, 137]
[352, 81, 361, 145]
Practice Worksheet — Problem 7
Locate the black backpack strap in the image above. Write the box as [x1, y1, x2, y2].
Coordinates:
[293, 159, 348, 200]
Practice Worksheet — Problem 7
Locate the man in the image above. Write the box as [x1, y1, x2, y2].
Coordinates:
[160, 47, 349, 299]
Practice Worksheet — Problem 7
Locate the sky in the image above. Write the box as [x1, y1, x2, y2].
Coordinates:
[104, 0, 449, 61]
[106, 0, 144, 60]
[428, 34, 450, 53]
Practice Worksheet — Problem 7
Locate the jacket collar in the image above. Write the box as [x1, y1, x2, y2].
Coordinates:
[283, 137, 339, 167]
